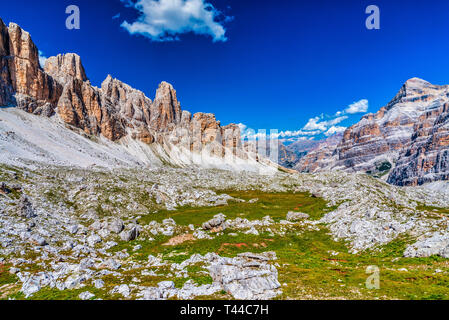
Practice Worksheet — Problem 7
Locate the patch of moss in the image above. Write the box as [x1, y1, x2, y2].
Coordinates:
[139, 190, 330, 226]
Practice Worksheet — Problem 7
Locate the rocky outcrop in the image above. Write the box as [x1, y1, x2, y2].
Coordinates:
[387, 96, 449, 186]
[150, 81, 182, 131]
[56, 77, 127, 140]
[208, 252, 281, 300]
[0, 20, 61, 113]
[44, 53, 87, 84]
[297, 78, 449, 186]
[0, 19, 269, 169]
[0, 20, 13, 106]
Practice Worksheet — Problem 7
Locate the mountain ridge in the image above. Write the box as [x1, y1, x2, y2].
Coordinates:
[297, 77, 449, 186]
[0, 18, 278, 173]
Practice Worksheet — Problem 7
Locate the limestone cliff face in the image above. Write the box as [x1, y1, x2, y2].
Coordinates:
[150, 81, 182, 131]
[0, 20, 61, 113]
[44, 53, 87, 84]
[0, 20, 13, 106]
[297, 78, 449, 186]
[0, 19, 255, 166]
[388, 99, 449, 186]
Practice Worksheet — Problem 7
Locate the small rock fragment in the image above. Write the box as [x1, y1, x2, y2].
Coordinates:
[108, 219, 125, 234]
[79, 291, 95, 300]
[18, 196, 35, 218]
[202, 214, 226, 230]
[286, 211, 310, 222]
[120, 226, 139, 242]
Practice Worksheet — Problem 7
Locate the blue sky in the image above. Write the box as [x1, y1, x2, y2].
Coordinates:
[3, 0, 449, 141]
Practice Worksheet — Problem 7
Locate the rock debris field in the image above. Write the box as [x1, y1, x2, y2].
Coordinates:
[1, 164, 449, 300]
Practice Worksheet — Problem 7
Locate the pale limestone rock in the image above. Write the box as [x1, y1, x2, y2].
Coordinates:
[44, 53, 87, 84]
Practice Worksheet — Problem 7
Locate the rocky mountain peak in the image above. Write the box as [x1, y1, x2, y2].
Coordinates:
[155, 81, 176, 99]
[0, 19, 272, 172]
[44, 53, 87, 84]
[7, 22, 39, 69]
[384, 77, 444, 111]
[100, 73, 152, 127]
[297, 77, 449, 186]
[404, 77, 431, 90]
[151, 81, 182, 130]
[0, 19, 61, 112]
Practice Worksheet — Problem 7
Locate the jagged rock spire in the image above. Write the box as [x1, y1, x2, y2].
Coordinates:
[151, 81, 182, 130]
[44, 53, 87, 84]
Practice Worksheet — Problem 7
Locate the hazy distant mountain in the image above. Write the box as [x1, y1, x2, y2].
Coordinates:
[297, 78, 449, 186]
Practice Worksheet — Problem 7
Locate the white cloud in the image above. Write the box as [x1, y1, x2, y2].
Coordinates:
[120, 0, 230, 42]
[303, 116, 348, 132]
[325, 126, 347, 137]
[344, 99, 368, 114]
[303, 117, 325, 131]
[335, 99, 369, 116]
[238, 98, 366, 142]
[299, 99, 368, 137]
[271, 129, 321, 139]
[38, 51, 47, 68]
[238, 122, 323, 141]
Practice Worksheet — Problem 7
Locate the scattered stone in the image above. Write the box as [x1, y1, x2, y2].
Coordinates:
[148, 255, 164, 267]
[79, 291, 95, 300]
[98, 228, 110, 238]
[244, 227, 259, 236]
[17, 196, 35, 218]
[209, 252, 281, 300]
[158, 281, 175, 290]
[120, 226, 139, 242]
[202, 214, 226, 230]
[286, 211, 310, 221]
[193, 229, 213, 240]
[22, 278, 41, 298]
[30, 234, 47, 247]
[87, 234, 102, 247]
[404, 233, 449, 258]
[105, 258, 122, 270]
[90, 221, 103, 231]
[68, 225, 79, 235]
[9, 267, 20, 274]
[64, 274, 87, 290]
[108, 219, 124, 234]
[0, 182, 11, 194]
[94, 279, 105, 289]
[113, 284, 130, 298]
[138, 287, 163, 300]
